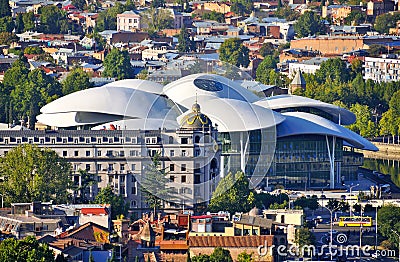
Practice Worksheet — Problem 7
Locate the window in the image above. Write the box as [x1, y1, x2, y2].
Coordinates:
[106, 150, 113, 157]
[182, 150, 187, 156]
[131, 164, 136, 171]
[120, 164, 125, 171]
[195, 149, 200, 156]
[97, 164, 102, 170]
[120, 151, 125, 157]
[63, 151, 67, 157]
[86, 164, 90, 171]
[181, 138, 188, 144]
[131, 187, 137, 195]
[74, 151, 79, 157]
[170, 150, 175, 157]
[181, 175, 186, 183]
[97, 150, 101, 156]
[170, 164, 175, 171]
[86, 151, 90, 157]
[170, 176, 175, 182]
[108, 164, 114, 171]
[130, 150, 138, 157]
[181, 164, 186, 172]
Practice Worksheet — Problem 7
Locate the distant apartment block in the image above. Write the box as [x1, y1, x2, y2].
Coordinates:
[288, 57, 329, 77]
[117, 11, 141, 31]
[364, 55, 400, 82]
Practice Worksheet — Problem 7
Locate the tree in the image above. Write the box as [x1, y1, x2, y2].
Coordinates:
[0, 144, 72, 205]
[231, 0, 253, 16]
[256, 56, 278, 85]
[95, 3, 126, 31]
[275, 6, 299, 21]
[39, 5, 64, 34]
[293, 196, 319, 211]
[379, 109, 399, 144]
[62, 68, 93, 95]
[209, 247, 233, 262]
[201, 11, 225, 23]
[294, 11, 325, 38]
[368, 44, 388, 57]
[15, 13, 24, 33]
[0, 236, 55, 261]
[72, 0, 86, 10]
[374, 13, 400, 34]
[389, 90, 400, 117]
[316, 58, 349, 83]
[326, 199, 339, 211]
[0, 16, 14, 33]
[103, 48, 134, 80]
[0, 0, 11, 18]
[191, 254, 210, 262]
[22, 12, 35, 31]
[151, 0, 165, 8]
[140, 153, 173, 214]
[344, 10, 366, 26]
[347, 103, 376, 137]
[259, 42, 275, 57]
[378, 205, 400, 247]
[93, 186, 128, 220]
[24, 46, 44, 55]
[140, 8, 174, 34]
[295, 228, 315, 256]
[73, 170, 97, 204]
[219, 38, 250, 68]
[208, 171, 256, 214]
[237, 251, 253, 262]
[0, 32, 17, 45]
[177, 26, 195, 53]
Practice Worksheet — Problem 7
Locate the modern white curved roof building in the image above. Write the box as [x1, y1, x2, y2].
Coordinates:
[36, 73, 377, 190]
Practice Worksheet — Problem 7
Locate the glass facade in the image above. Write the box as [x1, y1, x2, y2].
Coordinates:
[220, 132, 362, 190]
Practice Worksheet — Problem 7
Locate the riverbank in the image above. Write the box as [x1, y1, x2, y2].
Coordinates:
[359, 142, 400, 160]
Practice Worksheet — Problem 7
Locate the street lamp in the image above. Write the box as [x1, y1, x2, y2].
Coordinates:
[345, 183, 359, 217]
[322, 204, 340, 260]
[321, 183, 330, 209]
[391, 229, 400, 262]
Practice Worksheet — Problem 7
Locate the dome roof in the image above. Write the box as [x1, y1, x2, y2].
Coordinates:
[180, 103, 212, 129]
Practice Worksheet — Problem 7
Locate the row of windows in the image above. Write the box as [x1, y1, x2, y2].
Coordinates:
[62, 150, 141, 158]
[0, 137, 139, 145]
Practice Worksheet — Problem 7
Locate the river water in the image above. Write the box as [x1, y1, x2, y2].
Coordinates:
[363, 158, 400, 187]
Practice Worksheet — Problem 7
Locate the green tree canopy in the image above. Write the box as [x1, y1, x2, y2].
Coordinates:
[209, 247, 233, 262]
[201, 11, 225, 23]
[378, 205, 400, 247]
[0, 236, 55, 262]
[294, 11, 325, 38]
[295, 227, 315, 256]
[374, 13, 400, 34]
[344, 10, 366, 26]
[95, 3, 126, 31]
[231, 0, 253, 16]
[39, 5, 65, 34]
[140, 8, 174, 34]
[347, 103, 376, 137]
[0, 32, 17, 45]
[103, 48, 134, 80]
[93, 186, 128, 220]
[0, 144, 72, 205]
[140, 154, 173, 214]
[316, 58, 349, 83]
[0, 0, 11, 18]
[219, 38, 249, 68]
[208, 171, 256, 214]
[15, 13, 24, 34]
[0, 16, 14, 33]
[62, 68, 93, 95]
[22, 12, 35, 31]
[177, 26, 195, 53]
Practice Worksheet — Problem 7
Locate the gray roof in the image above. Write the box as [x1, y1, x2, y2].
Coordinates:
[233, 214, 273, 229]
[291, 70, 306, 86]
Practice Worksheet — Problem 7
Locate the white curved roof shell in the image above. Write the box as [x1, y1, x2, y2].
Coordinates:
[163, 74, 261, 109]
[101, 79, 164, 95]
[277, 112, 378, 151]
[91, 118, 179, 130]
[255, 95, 356, 125]
[177, 98, 286, 132]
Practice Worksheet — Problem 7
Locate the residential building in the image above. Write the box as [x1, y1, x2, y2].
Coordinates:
[117, 11, 141, 31]
[288, 57, 329, 76]
[364, 54, 400, 82]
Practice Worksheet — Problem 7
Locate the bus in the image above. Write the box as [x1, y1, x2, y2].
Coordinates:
[338, 216, 372, 227]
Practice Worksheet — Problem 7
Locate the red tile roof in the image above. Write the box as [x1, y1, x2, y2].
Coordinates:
[189, 235, 274, 248]
[81, 207, 109, 216]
